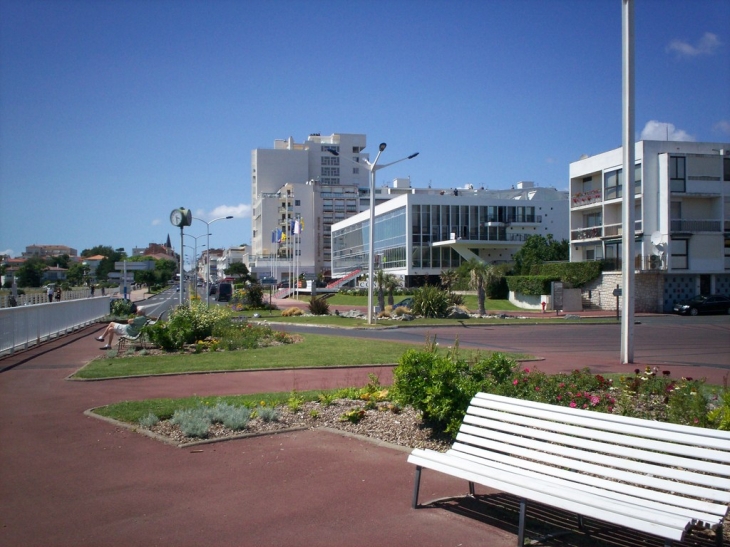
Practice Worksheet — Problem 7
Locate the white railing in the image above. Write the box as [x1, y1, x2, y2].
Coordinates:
[0, 297, 110, 356]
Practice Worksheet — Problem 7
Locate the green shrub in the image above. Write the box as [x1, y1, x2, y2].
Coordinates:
[392, 337, 518, 437]
[146, 302, 232, 351]
[110, 298, 136, 317]
[505, 276, 559, 296]
[170, 407, 211, 438]
[139, 412, 159, 428]
[412, 285, 449, 318]
[307, 296, 330, 315]
[708, 391, 730, 430]
[257, 406, 279, 422]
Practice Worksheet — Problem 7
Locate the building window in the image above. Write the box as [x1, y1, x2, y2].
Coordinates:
[353, 167, 359, 174]
[670, 156, 686, 192]
[294, 200, 301, 207]
[724, 157, 730, 182]
[670, 238, 688, 270]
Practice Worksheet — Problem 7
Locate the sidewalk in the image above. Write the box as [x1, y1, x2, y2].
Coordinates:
[0, 326, 523, 547]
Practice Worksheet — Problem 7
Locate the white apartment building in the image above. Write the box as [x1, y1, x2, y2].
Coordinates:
[331, 181, 569, 287]
[250, 133, 372, 280]
[209, 245, 248, 280]
[569, 140, 730, 311]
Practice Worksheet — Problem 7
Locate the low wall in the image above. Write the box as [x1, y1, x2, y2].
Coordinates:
[581, 272, 663, 312]
[0, 297, 110, 356]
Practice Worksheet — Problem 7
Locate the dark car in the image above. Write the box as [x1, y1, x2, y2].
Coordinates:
[217, 282, 233, 302]
[673, 294, 730, 316]
[393, 297, 414, 309]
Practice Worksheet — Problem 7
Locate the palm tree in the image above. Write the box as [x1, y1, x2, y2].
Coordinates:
[440, 269, 458, 292]
[467, 259, 494, 316]
[375, 269, 387, 311]
[384, 273, 400, 306]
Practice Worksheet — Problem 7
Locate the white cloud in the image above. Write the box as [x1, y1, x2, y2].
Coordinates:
[1, 248, 14, 257]
[151, 219, 161, 226]
[195, 204, 252, 221]
[639, 121, 695, 142]
[666, 32, 721, 58]
[713, 120, 730, 135]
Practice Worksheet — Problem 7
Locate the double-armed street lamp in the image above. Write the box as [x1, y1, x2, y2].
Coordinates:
[327, 143, 419, 324]
[184, 233, 208, 289]
[193, 215, 234, 305]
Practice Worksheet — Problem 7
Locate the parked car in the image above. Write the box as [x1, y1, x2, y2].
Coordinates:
[673, 294, 730, 316]
[217, 282, 233, 302]
[393, 297, 414, 309]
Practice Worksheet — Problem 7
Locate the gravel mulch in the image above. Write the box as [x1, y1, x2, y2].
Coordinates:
[146, 398, 452, 452]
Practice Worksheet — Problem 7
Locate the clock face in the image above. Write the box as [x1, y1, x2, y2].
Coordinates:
[170, 209, 183, 226]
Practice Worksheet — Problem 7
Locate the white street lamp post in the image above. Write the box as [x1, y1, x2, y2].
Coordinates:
[328, 143, 418, 324]
[184, 233, 207, 295]
[194, 215, 234, 305]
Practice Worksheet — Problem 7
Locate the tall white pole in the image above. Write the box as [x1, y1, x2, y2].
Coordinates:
[621, 0, 635, 363]
[179, 227, 184, 307]
[367, 167, 376, 324]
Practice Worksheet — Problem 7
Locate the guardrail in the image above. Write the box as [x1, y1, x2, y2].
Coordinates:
[0, 297, 111, 356]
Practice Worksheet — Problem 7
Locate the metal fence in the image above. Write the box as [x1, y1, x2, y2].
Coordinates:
[0, 297, 110, 356]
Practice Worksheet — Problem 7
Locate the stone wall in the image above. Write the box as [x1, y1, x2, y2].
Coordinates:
[581, 272, 663, 312]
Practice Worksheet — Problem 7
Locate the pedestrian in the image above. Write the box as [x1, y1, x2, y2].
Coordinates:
[47, 286, 53, 303]
[94, 307, 147, 349]
[101, 286, 106, 296]
[54, 287, 61, 302]
[90, 284, 95, 297]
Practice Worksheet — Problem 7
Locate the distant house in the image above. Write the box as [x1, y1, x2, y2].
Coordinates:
[22, 244, 78, 259]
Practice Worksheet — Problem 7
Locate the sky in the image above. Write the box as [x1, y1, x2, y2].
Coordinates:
[1, 0, 729, 264]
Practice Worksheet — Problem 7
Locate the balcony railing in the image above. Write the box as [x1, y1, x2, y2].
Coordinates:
[571, 189, 602, 208]
[601, 255, 666, 272]
[570, 226, 602, 241]
[602, 220, 643, 237]
[670, 219, 722, 232]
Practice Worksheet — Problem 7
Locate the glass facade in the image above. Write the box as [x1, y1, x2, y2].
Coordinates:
[332, 206, 408, 275]
[332, 201, 540, 275]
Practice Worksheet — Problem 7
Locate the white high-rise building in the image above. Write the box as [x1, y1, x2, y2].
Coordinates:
[250, 133, 372, 280]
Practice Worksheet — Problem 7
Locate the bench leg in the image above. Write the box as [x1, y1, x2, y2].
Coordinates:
[715, 523, 723, 547]
[517, 499, 527, 546]
[468, 481, 475, 497]
[412, 466, 422, 509]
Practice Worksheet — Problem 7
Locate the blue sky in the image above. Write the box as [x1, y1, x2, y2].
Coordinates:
[1, 0, 728, 263]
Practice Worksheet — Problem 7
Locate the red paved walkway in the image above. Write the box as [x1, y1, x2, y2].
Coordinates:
[1, 296, 727, 546]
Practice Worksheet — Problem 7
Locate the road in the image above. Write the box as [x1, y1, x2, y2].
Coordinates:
[278, 314, 730, 383]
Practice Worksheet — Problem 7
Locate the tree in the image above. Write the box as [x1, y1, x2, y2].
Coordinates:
[375, 270, 400, 309]
[225, 262, 251, 283]
[466, 259, 497, 316]
[65, 262, 87, 286]
[512, 234, 569, 275]
[82, 245, 125, 281]
[16, 257, 47, 288]
[440, 269, 458, 292]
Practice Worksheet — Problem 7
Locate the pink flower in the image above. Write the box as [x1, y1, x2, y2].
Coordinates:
[534, 386, 540, 392]
[513, 379, 518, 385]
[569, 401, 577, 408]
[523, 368, 530, 374]
[556, 395, 562, 401]
[590, 396, 600, 406]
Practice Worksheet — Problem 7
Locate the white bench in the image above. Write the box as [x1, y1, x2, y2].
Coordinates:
[408, 392, 730, 547]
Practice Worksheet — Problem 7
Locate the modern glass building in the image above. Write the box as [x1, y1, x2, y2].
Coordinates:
[332, 182, 569, 286]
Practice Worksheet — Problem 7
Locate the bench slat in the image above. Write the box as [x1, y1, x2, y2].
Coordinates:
[463, 413, 730, 482]
[409, 449, 690, 541]
[466, 407, 730, 470]
[472, 393, 730, 450]
[456, 429, 730, 503]
[450, 442, 728, 522]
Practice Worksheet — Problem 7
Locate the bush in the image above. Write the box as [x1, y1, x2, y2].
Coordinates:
[146, 302, 231, 350]
[281, 307, 303, 317]
[110, 298, 136, 317]
[505, 276, 560, 296]
[307, 296, 330, 315]
[412, 285, 449, 318]
[392, 337, 519, 437]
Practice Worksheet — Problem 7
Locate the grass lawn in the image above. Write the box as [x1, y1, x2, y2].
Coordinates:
[294, 294, 523, 312]
[74, 332, 533, 380]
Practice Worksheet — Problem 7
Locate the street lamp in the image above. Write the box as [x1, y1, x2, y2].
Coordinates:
[193, 215, 234, 305]
[184, 233, 208, 290]
[327, 143, 419, 324]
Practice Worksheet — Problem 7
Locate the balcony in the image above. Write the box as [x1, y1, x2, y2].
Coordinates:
[571, 189, 602, 208]
[602, 221, 643, 238]
[570, 226, 602, 241]
[601, 255, 666, 272]
[670, 219, 722, 233]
